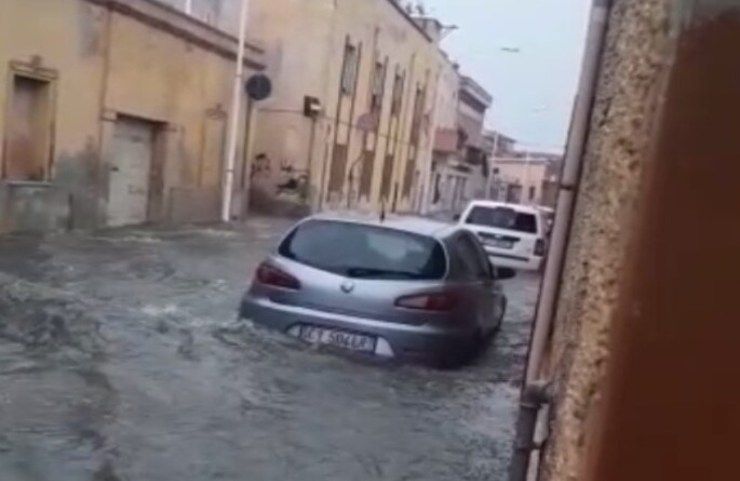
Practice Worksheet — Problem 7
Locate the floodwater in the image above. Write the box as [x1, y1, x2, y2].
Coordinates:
[0, 218, 539, 481]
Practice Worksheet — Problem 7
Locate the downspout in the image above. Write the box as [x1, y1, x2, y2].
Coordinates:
[508, 1, 613, 480]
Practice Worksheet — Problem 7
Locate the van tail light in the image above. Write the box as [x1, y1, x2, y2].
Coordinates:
[534, 238, 546, 257]
[255, 262, 301, 290]
[395, 292, 458, 312]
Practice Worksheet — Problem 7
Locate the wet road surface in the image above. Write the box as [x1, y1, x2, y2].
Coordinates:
[0, 218, 540, 481]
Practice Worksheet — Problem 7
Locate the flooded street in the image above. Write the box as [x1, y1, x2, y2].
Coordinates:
[0, 218, 539, 481]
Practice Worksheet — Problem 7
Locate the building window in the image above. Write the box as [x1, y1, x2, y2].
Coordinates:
[3, 74, 55, 181]
[328, 143, 348, 194]
[391, 72, 404, 116]
[529, 185, 536, 201]
[341, 44, 358, 95]
[370, 61, 386, 112]
[409, 85, 426, 146]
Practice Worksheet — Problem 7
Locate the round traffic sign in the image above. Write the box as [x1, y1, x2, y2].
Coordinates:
[245, 74, 272, 101]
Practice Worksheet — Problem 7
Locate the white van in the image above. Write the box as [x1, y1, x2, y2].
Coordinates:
[458, 201, 547, 271]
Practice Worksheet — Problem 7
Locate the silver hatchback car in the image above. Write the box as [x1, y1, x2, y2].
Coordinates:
[239, 215, 512, 365]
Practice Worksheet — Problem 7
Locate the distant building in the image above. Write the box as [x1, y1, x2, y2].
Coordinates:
[0, 0, 264, 233]
[426, 55, 462, 214]
[426, 72, 492, 214]
[483, 130, 517, 157]
[491, 151, 563, 207]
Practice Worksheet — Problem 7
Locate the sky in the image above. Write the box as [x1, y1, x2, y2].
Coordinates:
[423, 0, 592, 152]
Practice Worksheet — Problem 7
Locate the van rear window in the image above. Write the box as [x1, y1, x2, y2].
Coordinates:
[465, 206, 538, 234]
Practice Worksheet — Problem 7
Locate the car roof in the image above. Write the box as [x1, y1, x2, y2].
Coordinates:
[465, 200, 542, 215]
[306, 213, 458, 240]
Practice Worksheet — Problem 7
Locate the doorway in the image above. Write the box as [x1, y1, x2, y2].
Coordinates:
[107, 116, 157, 227]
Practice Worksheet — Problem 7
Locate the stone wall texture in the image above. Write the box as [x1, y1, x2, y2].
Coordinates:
[539, 0, 673, 479]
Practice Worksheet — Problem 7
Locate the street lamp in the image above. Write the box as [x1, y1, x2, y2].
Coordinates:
[221, 0, 251, 222]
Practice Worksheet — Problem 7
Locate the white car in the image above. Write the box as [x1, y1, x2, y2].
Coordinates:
[458, 201, 547, 271]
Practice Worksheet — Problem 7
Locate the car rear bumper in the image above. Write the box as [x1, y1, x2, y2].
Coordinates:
[484, 248, 543, 271]
[239, 293, 479, 364]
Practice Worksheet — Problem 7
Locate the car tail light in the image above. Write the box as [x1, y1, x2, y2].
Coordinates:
[534, 238, 546, 257]
[395, 292, 458, 312]
[255, 262, 301, 290]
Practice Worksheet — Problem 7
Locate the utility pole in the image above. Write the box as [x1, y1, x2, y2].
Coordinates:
[221, 0, 250, 222]
[485, 131, 500, 199]
[523, 149, 532, 204]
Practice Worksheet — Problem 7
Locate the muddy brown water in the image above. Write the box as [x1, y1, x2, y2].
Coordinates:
[0, 219, 538, 481]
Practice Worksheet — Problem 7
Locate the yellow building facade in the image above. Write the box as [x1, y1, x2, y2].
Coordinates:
[246, 0, 452, 216]
[0, 0, 263, 233]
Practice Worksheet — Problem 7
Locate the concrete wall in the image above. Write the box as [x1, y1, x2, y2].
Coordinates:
[538, 0, 673, 479]
[245, 0, 449, 216]
[0, 0, 262, 233]
[540, 1, 740, 480]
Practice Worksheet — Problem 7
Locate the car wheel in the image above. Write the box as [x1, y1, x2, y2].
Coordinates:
[489, 297, 507, 339]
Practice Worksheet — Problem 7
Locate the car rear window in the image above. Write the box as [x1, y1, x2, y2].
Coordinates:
[279, 220, 447, 280]
[465, 206, 538, 234]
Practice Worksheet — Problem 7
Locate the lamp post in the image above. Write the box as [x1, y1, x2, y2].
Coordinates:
[221, 0, 250, 222]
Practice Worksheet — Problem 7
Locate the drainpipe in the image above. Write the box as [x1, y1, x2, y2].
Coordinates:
[509, 1, 613, 481]
[509, 382, 552, 481]
[221, 0, 250, 222]
[526, 0, 613, 385]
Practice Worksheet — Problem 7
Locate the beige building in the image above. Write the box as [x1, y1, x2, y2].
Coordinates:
[0, 0, 263, 233]
[427, 73, 492, 215]
[492, 158, 550, 205]
[426, 54, 461, 214]
[157, 0, 472, 217]
[238, 0, 453, 216]
[491, 152, 561, 206]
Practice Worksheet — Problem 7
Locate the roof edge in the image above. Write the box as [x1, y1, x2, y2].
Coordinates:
[384, 0, 434, 43]
[85, 0, 265, 70]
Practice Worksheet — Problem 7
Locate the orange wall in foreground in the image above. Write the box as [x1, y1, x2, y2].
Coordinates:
[584, 5, 740, 481]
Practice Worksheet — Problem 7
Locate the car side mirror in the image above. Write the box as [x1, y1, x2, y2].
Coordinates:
[493, 266, 516, 280]
[453, 214, 461, 222]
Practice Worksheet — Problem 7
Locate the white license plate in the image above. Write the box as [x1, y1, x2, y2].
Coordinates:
[487, 239, 514, 249]
[298, 325, 377, 353]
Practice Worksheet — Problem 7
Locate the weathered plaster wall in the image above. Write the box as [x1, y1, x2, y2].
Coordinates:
[0, 0, 261, 233]
[579, 2, 740, 479]
[246, 0, 448, 215]
[540, 0, 673, 479]
[0, 0, 107, 231]
[104, 8, 242, 221]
